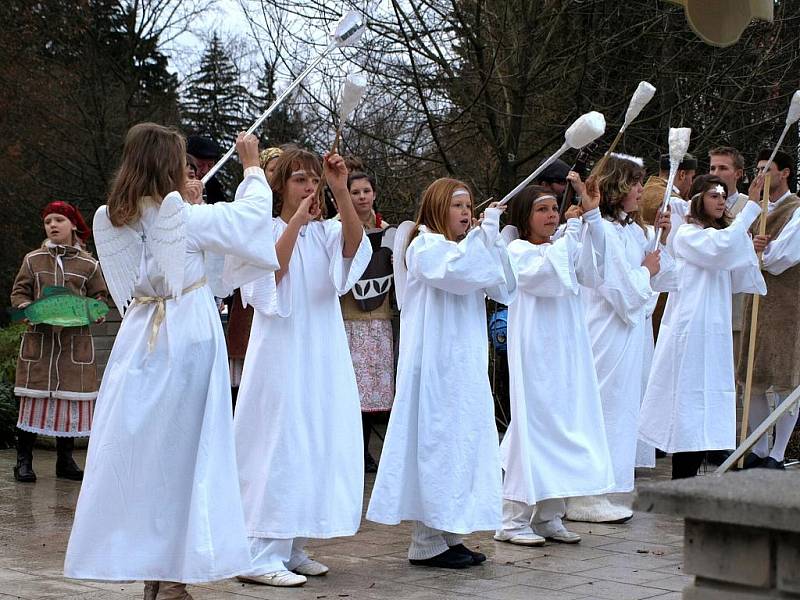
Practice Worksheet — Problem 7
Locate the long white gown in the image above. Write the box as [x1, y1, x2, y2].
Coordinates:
[366, 208, 516, 534]
[582, 216, 676, 493]
[235, 218, 371, 539]
[638, 202, 766, 452]
[501, 209, 615, 504]
[65, 168, 279, 583]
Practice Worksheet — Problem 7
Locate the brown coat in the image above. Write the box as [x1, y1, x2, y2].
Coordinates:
[640, 175, 671, 225]
[737, 195, 800, 390]
[226, 289, 253, 359]
[11, 244, 108, 400]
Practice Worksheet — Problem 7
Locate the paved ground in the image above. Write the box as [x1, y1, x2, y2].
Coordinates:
[0, 447, 692, 600]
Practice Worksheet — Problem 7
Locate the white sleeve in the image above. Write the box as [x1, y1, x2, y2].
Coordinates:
[186, 168, 279, 293]
[324, 220, 372, 295]
[762, 205, 800, 275]
[591, 222, 653, 326]
[407, 209, 514, 297]
[509, 220, 581, 296]
[674, 202, 761, 270]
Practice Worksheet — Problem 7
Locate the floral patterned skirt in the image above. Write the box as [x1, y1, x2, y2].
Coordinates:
[17, 396, 93, 437]
[344, 319, 394, 412]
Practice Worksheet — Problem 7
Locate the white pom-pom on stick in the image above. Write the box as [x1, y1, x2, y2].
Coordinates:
[338, 72, 368, 126]
[497, 111, 605, 207]
[202, 9, 367, 184]
[762, 90, 800, 171]
[651, 126, 692, 250]
[593, 81, 656, 176]
[623, 81, 657, 130]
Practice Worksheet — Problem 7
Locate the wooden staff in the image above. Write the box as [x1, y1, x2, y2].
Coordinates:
[737, 173, 771, 468]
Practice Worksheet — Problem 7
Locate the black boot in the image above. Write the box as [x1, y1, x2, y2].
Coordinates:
[56, 437, 84, 481]
[14, 430, 37, 483]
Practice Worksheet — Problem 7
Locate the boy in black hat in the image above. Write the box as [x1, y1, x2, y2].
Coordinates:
[187, 135, 226, 204]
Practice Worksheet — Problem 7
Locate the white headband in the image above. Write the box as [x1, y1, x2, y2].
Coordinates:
[714, 184, 726, 196]
[534, 194, 558, 204]
[291, 170, 319, 178]
[452, 189, 470, 198]
[609, 152, 644, 168]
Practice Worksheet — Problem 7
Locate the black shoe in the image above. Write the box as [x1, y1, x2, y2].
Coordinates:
[365, 453, 379, 474]
[706, 450, 733, 466]
[56, 437, 84, 481]
[742, 453, 764, 469]
[409, 548, 472, 569]
[14, 430, 37, 483]
[449, 543, 486, 564]
[758, 457, 785, 470]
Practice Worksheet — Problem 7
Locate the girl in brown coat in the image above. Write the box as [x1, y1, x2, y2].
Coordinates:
[10, 201, 108, 482]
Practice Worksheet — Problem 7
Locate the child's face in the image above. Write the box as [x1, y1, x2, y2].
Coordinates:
[621, 179, 644, 213]
[447, 189, 472, 238]
[284, 170, 320, 211]
[265, 158, 279, 181]
[702, 186, 727, 220]
[528, 198, 560, 242]
[44, 213, 75, 246]
[349, 179, 375, 216]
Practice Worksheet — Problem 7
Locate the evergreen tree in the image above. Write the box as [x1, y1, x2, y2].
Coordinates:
[247, 66, 308, 148]
[183, 33, 249, 150]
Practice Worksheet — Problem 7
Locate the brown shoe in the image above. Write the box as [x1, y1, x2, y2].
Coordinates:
[154, 582, 193, 599]
[143, 581, 159, 600]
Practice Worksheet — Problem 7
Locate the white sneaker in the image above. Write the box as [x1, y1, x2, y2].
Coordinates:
[293, 559, 329, 576]
[533, 521, 582, 544]
[565, 495, 632, 524]
[237, 570, 307, 587]
[493, 530, 546, 546]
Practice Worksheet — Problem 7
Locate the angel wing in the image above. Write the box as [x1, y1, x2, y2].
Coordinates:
[148, 192, 187, 300]
[500, 224, 519, 245]
[392, 220, 415, 310]
[93, 206, 143, 315]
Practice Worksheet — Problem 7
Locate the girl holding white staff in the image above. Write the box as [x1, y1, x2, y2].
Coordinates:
[565, 154, 676, 524]
[495, 179, 615, 546]
[234, 148, 371, 587]
[65, 127, 279, 599]
[638, 174, 766, 478]
[367, 179, 516, 569]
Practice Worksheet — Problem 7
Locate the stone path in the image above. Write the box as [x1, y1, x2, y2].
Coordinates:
[0, 448, 691, 599]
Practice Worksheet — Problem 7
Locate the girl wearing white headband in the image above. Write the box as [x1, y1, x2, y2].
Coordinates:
[495, 181, 614, 546]
[234, 147, 372, 587]
[367, 178, 516, 569]
[639, 174, 766, 479]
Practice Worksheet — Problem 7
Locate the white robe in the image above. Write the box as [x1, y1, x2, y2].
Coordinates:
[582, 218, 677, 493]
[638, 202, 766, 452]
[235, 218, 371, 539]
[501, 210, 615, 504]
[366, 209, 516, 533]
[65, 168, 278, 583]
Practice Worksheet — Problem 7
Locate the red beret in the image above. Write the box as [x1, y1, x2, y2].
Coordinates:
[41, 201, 91, 242]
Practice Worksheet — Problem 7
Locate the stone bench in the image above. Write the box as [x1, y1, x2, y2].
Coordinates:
[636, 470, 800, 599]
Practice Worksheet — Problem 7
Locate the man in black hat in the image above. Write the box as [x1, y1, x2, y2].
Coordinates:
[532, 158, 570, 202]
[187, 135, 226, 204]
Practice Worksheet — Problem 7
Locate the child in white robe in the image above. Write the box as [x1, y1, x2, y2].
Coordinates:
[366, 178, 516, 569]
[234, 148, 371, 587]
[65, 127, 278, 600]
[495, 181, 615, 546]
[639, 175, 766, 478]
[565, 154, 677, 524]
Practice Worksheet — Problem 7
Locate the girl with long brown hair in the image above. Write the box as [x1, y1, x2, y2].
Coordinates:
[367, 178, 516, 569]
[639, 174, 767, 479]
[233, 147, 371, 587]
[565, 154, 677, 524]
[65, 124, 279, 600]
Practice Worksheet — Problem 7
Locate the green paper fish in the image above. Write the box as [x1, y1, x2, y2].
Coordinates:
[10, 287, 109, 327]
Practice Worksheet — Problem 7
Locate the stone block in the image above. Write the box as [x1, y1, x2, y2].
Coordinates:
[683, 519, 772, 588]
[683, 579, 773, 600]
[777, 532, 800, 594]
